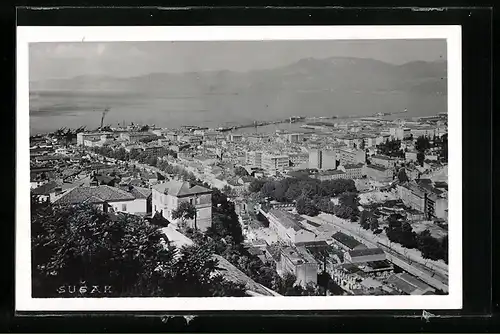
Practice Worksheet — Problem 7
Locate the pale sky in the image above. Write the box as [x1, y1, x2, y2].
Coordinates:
[29, 39, 447, 81]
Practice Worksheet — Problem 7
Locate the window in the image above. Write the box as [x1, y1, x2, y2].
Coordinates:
[189, 198, 193, 205]
[122, 204, 127, 211]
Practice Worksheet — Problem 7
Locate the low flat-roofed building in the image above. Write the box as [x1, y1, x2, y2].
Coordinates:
[266, 209, 317, 245]
[338, 163, 364, 179]
[280, 246, 318, 287]
[315, 169, 347, 181]
[331, 231, 367, 251]
[386, 273, 435, 295]
[371, 154, 397, 169]
[345, 247, 386, 264]
[362, 164, 394, 182]
[337, 147, 366, 165]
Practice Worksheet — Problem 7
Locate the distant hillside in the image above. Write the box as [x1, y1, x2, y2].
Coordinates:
[29, 57, 447, 97]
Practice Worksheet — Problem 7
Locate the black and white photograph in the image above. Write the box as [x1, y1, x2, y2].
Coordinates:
[16, 26, 462, 311]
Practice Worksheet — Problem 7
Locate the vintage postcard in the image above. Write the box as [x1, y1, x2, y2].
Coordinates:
[16, 25, 462, 311]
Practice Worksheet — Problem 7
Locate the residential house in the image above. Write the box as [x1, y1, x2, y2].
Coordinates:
[151, 180, 213, 232]
[52, 185, 149, 214]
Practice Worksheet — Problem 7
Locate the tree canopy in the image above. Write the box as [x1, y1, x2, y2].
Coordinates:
[31, 195, 246, 297]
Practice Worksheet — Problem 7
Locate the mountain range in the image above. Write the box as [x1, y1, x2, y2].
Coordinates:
[29, 57, 447, 97]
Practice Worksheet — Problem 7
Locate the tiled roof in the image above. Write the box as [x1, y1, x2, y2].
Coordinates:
[348, 247, 385, 258]
[129, 186, 152, 199]
[332, 232, 366, 250]
[366, 164, 389, 172]
[32, 180, 62, 195]
[372, 155, 394, 161]
[54, 185, 136, 205]
[268, 209, 304, 232]
[152, 180, 211, 197]
[343, 163, 364, 169]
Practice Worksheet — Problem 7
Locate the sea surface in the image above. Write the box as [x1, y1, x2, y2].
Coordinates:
[28, 90, 447, 135]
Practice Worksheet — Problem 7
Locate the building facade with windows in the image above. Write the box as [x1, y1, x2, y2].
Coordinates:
[245, 151, 263, 167]
[152, 181, 213, 231]
[362, 164, 394, 182]
[279, 246, 318, 287]
[337, 148, 366, 165]
[266, 209, 317, 245]
[371, 155, 397, 169]
[338, 163, 364, 179]
[308, 149, 336, 170]
[262, 153, 289, 175]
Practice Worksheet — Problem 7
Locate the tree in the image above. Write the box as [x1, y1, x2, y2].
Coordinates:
[415, 136, 431, 153]
[248, 178, 267, 193]
[140, 125, 150, 132]
[260, 181, 276, 198]
[274, 273, 301, 296]
[296, 196, 319, 216]
[234, 166, 249, 177]
[397, 168, 409, 183]
[359, 210, 371, 230]
[222, 185, 234, 197]
[172, 201, 197, 230]
[31, 199, 246, 298]
[359, 139, 366, 150]
[369, 217, 379, 231]
[32, 201, 173, 297]
[417, 152, 425, 166]
[416, 230, 447, 262]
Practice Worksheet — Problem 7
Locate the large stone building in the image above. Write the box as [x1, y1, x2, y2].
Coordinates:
[152, 180, 213, 232]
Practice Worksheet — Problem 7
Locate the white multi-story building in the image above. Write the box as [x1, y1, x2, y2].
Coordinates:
[371, 155, 397, 169]
[338, 163, 364, 179]
[308, 149, 337, 170]
[152, 180, 213, 232]
[337, 148, 366, 165]
[245, 151, 263, 167]
[390, 127, 412, 140]
[262, 153, 289, 174]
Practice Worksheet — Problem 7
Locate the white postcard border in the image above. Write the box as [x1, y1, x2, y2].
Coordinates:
[16, 25, 462, 311]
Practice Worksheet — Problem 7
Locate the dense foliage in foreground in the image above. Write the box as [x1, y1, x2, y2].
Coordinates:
[31, 195, 246, 297]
